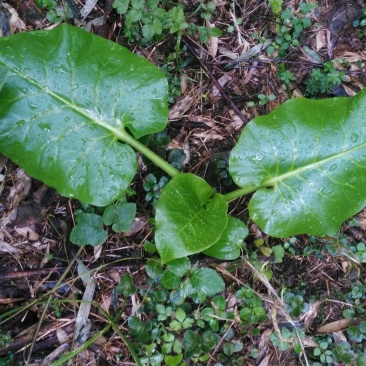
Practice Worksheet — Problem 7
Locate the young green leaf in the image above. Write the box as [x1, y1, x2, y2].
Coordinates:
[183, 330, 201, 358]
[116, 274, 136, 297]
[164, 354, 183, 366]
[0, 24, 168, 206]
[162, 270, 182, 289]
[230, 89, 366, 237]
[155, 174, 228, 263]
[70, 213, 107, 246]
[146, 258, 164, 281]
[272, 244, 285, 263]
[190, 268, 225, 297]
[102, 202, 136, 232]
[128, 316, 150, 344]
[166, 258, 190, 277]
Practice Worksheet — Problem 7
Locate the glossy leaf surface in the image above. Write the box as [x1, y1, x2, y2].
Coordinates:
[230, 89, 366, 237]
[155, 174, 228, 263]
[0, 24, 168, 206]
[190, 268, 225, 297]
[203, 216, 248, 260]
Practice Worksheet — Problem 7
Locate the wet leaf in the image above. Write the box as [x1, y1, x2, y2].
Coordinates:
[0, 24, 168, 206]
[166, 257, 190, 277]
[230, 89, 366, 237]
[70, 213, 107, 246]
[155, 174, 228, 263]
[190, 268, 225, 296]
[203, 216, 248, 260]
[102, 202, 136, 232]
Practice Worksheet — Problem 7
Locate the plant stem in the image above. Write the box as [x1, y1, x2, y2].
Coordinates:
[115, 128, 180, 178]
[223, 186, 258, 202]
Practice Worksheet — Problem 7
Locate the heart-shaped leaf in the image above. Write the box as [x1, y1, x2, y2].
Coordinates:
[0, 24, 168, 206]
[102, 202, 136, 233]
[230, 89, 366, 237]
[155, 174, 228, 263]
[70, 213, 107, 246]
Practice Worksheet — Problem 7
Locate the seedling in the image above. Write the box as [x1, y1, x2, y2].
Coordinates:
[112, 0, 188, 43]
[313, 341, 334, 365]
[270, 326, 305, 353]
[246, 93, 276, 107]
[267, 3, 317, 57]
[353, 7, 366, 38]
[143, 173, 169, 208]
[278, 65, 295, 97]
[306, 61, 348, 96]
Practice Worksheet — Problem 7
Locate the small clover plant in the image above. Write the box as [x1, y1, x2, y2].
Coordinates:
[125, 257, 245, 363]
[112, 0, 188, 43]
[270, 326, 305, 353]
[283, 292, 308, 318]
[143, 173, 169, 208]
[305, 61, 348, 96]
[313, 340, 334, 365]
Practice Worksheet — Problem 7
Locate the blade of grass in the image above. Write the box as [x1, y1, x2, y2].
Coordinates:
[25, 246, 84, 364]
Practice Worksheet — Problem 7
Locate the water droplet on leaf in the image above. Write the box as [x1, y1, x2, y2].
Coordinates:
[329, 164, 337, 172]
[28, 101, 38, 110]
[38, 122, 51, 131]
[351, 133, 358, 143]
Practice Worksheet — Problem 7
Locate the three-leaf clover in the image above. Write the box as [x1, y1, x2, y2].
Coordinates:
[169, 308, 194, 331]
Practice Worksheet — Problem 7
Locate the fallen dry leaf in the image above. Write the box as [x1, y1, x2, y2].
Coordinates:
[316, 318, 357, 334]
[14, 226, 39, 241]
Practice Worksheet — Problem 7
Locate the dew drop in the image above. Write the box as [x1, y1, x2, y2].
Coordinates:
[51, 66, 67, 74]
[28, 101, 38, 110]
[351, 133, 359, 143]
[16, 120, 26, 127]
[329, 164, 337, 172]
[38, 122, 51, 131]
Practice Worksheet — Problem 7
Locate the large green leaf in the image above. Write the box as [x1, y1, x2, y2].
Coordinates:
[0, 24, 168, 206]
[230, 89, 366, 237]
[155, 174, 228, 263]
[0, 68, 7, 91]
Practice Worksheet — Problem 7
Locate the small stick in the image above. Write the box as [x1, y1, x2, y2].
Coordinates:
[182, 38, 249, 125]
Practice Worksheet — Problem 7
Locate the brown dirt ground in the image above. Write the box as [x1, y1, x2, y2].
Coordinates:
[0, 0, 366, 365]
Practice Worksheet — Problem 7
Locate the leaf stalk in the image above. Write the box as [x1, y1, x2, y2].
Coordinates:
[116, 128, 181, 178]
[223, 186, 257, 202]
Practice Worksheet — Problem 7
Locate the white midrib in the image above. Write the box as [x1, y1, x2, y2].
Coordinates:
[225, 133, 366, 202]
[6, 65, 180, 177]
[264, 141, 366, 187]
[8, 67, 129, 141]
